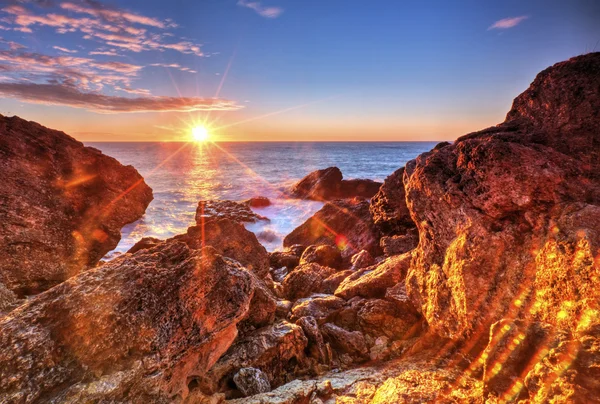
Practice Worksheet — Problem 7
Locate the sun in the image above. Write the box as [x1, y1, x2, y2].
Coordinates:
[191, 125, 210, 142]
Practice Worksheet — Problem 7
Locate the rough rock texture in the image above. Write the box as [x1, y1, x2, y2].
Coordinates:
[173, 218, 270, 278]
[335, 253, 411, 300]
[0, 115, 153, 295]
[233, 368, 271, 397]
[290, 294, 346, 323]
[195, 200, 269, 225]
[290, 167, 382, 201]
[296, 316, 331, 365]
[282, 263, 336, 300]
[299, 244, 343, 269]
[380, 233, 418, 256]
[0, 243, 254, 403]
[201, 321, 308, 396]
[350, 249, 374, 270]
[283, 198, 380, 260]
[127, 236, 162, 254]
[404, 53, 600, 340]
[244, 196, 271, 208]
[0, 282, 19, 315]
[321, 323, 369, 360]
[269, 251, 300, 270]
[369, 167, 416, 235]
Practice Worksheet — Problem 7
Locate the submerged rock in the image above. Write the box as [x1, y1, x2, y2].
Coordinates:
[244, 196, 271, 208]
[283, 197, 380, 260]
[291, 166, 382, 201]
[0, 115, 153, 295]
[195, 200, 269, 225]
[0, 243, 254, 403]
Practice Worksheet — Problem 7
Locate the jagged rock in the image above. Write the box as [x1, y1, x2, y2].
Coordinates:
[269, 251, 300, 270]
[233, 368, 271, 397]
[290, 167, 381, 201]
[299, 244, 343, 269]
[335, 253, 410, 300]
[282, 263, 336, 300]
[296, 316, 331, 365]
[290, 294, 346, 323]
[201, 321, 308, 396]
[321, 323, 369, 360]
[404, 53, 600, 339]
[0, 115, 153, 295]
[369, 167, 416, 235]
[245, 196, 271, 208]
[239, 272, 277, 334]
[270, 266, 289, 283]
[126, 236, 162, 254]
[283, 198, 380, 260]
[380, 233, 418, 256]
[0, 282, 19, 315]
[0, 243, 253, 403]
[350, 249, 374, 270]
[172, 218, 270, 277]
[195, 200, 269, 225]
[320, 269, 354, 294]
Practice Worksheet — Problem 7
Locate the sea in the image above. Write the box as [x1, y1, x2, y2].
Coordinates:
[87, 142, 437, 256]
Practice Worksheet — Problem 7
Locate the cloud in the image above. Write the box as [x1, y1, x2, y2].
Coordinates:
[488, 16, 528, 30]
[89, 48, 122, 56]
[237, 0, 282, 18]
[0, 82, 242, 113]
[150, 63, 197, 73]
[53, 45, 77, 53]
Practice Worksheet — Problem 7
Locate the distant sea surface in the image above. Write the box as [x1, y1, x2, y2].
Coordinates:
[87, 142, 437, 256]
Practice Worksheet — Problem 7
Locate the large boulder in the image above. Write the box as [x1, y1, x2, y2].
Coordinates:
[291, 166, 382, 200]
[404, 53, 600, 340]
[0, 242, 254, 403]
[195, 200, 269, 225]
[369, 167, 416, 235]
[283, 198, 380, 260]
[0, 115, 153, 295]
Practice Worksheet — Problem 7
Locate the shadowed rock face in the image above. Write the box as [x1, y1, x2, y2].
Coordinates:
[369, 167, 416, 236]
[404, 53, 600, 341]
[0, 243, 254, 403]
[291, 166, 382, 201]
[0, 115, 153, 295]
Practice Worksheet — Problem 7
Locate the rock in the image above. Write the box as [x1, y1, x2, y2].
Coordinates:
[0, 282, 19, 315]
[244, 196, 271, 208]
[270, 266, 289, 283]
[335, 253, 410, 300]
[0, 242, 254, 402]
[239, 272, 277, 333]
[195, 200, 269, 225]
[269, 251, 300, 270]
[369, 167, 416, 235]
[201, 321, 308, 395]
[284, 198, 380, 260]
[385, 282, 419, 314]
[290, 294, 346, 323]
[233, 368, 271, 397]
[299, 244, 343, 269]
[290, 167, 382, 201]
[321, 323, 369, 360]
[282, 263, 336, 301]
[173, 218, 270, 278]
[297, 316, 332, 366]
[126, 236, 162, 254]
[350, 249, 374, 270]
[0, 115, 153, 295]
[320, 269, 354, 294]
[380, 233, 418, 256]
[275, 300, 293, 318]
[404, 53, 600, 339]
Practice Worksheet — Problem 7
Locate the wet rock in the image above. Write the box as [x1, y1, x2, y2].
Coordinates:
[282, 263, 336, 300]
[335, 253, 410, 300]
[291, 167, 382, 201]
[369, 167, 416, 235]
[380, 233, 418, 256]
[284, 198, 380, 260]
[195, 200, 269, 225]
[321, 323, 369, 360]
[350, 250, 374, 270]
[320, 269, 354, 294]
[0, 115, 153, 295]
[299, 244, 343, 269]
[0, 243, 254, 402]
[233, 368, 271, 397]
[290, 294, 346, 323]
[404, 53, 600, 339]
[126, 236, 162, 254]
[202, 321, 308, 395]
[173, 218, 270, 277]
[269, 251, 300, 270]
[245, 196, 271, 208]
[296, 316, 331, 365]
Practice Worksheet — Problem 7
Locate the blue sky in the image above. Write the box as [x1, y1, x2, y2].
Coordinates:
[0, 0, 598, 141]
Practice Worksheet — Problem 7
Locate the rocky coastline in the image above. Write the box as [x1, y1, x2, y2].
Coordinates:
[1, 53, 599, 403]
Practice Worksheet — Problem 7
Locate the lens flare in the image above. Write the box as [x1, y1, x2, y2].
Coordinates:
[192, 125, 209, 142]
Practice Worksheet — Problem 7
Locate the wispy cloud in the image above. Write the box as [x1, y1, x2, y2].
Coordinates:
[237, 0, 282, 18]
[488, 16, 528, 30]
[150, 63, 197, 73]
[53, 45, 77, 53]
[0, 82, 242, 113]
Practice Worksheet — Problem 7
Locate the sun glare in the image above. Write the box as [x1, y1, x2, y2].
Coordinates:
[192, 125, 210, 142]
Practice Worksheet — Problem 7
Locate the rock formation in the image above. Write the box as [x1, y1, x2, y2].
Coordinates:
[0, 115, 153, 295]
[290, 166, 382, 200]
[195, 200, 269, 225]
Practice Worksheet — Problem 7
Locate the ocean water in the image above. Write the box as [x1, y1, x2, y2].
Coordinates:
[87, 142, 437, 255]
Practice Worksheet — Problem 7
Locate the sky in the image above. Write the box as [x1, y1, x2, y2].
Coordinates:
[0, 0, 598, 142]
